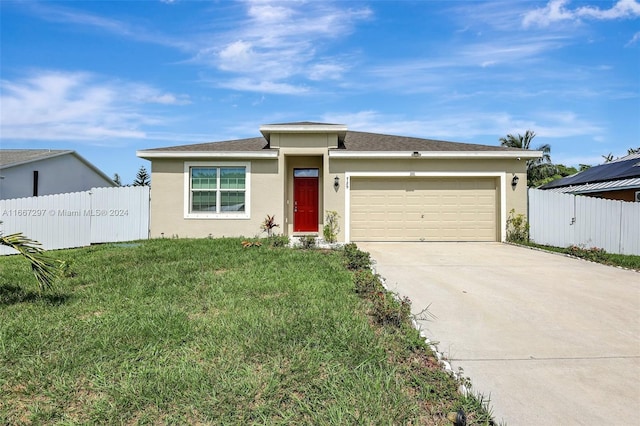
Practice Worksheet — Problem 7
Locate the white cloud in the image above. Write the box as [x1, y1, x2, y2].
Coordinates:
[459, 36, 567, 67]
[25, 2, 189, 50]
[576, 0, 640, 20]
[0, 70, 190, 142]
[523, 0, 640, 27]
[308, 63, 346, 81]
[22, 1, 371, 94]
[217, 40, 256, 72]
[128, 85, 191, 105]
[216, 77, 309, 95]
[198, 1, 372, 93]
[523, 0, 574, 27]
[364, 34, 568, 95]
[322, 110, 603, 141]
[626, 31, 640, 46]
[246, 2, 293, 22]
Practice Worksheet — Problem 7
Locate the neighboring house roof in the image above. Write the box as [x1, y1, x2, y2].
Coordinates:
[138, 125, 540, 160]
[0, 149, 116, 185]
[141, 137, 269, 153]
[265, 121, 340, 126]
[540, 153, 640, 193]
[0, 149, 73, 168]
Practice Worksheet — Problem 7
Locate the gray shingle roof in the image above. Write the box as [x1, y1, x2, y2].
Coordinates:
[0, 149, 72, 167]
[265, 121, 341, 126]
[341, 131, 522, 152]
[142, 137, 270, 152]
[142, 131, 524, 153]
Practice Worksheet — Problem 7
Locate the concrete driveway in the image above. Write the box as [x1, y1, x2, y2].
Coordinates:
[358, 242, 640, 426]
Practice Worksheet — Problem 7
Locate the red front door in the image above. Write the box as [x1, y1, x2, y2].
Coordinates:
[293, 170, 319, 232]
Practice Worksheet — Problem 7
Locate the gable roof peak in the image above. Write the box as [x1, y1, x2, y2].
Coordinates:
[259, 122, 348, 142]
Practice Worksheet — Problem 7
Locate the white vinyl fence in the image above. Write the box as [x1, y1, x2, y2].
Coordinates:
[529, 188, 640, 255]
[1, 186, 150, 255]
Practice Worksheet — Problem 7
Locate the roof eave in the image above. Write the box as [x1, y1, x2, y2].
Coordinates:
[136, 150, 279, 160]
[71, 151, 116, 186]
[329, 150, 542, 159]
[573, 185, 640, 194]
[551, 180, 640, 194]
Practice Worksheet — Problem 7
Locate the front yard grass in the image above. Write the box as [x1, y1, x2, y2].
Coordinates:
[1, 238, 492, 424]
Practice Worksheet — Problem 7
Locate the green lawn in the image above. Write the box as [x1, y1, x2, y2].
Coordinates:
[1, 238, 492, 425]
[521, 241, 640, 271]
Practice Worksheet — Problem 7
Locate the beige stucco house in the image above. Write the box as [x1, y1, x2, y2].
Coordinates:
[137, 122, 541, 243]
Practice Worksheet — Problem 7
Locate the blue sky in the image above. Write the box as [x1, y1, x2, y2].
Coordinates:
[1, 0, 639, 185]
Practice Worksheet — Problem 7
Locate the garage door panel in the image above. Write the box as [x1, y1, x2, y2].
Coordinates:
[351, 177, 497, 242]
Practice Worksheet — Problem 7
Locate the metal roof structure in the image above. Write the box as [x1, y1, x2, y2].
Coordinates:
[540, 153, 640, 192]
[541, 177, 640, 194]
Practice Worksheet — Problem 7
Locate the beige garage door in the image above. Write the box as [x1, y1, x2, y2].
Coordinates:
[350, 178, 497, 242]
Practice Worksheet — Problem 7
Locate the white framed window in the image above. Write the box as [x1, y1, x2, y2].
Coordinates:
[184, 162, 251, 219]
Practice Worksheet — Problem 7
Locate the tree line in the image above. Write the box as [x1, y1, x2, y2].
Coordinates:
[499, 130, 639, 188]
[112, 166, 150, 187]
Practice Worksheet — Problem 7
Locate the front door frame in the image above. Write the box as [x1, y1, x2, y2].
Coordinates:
[293, 168, 319, 233]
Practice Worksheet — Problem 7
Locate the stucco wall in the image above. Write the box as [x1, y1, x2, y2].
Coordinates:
[149, 158, 282, 238]
[328, 157, 529, 242]
[0, 154, 114, 200]
[270, 133, 338, 149]
[147, 153, 528, 242]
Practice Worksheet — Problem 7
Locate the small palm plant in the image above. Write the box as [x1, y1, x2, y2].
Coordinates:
[0, 230, 59, 292]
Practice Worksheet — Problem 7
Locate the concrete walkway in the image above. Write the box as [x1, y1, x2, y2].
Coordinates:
[359, 242, 640, 426]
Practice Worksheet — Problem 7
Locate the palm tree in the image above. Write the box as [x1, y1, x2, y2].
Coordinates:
[0, 230, 59, 292]
[499, 130, 554, 187]
[499, 130, 551, 161]
[602, 153, 614, 163]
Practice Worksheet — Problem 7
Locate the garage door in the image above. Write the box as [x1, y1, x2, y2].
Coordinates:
[350, 178, 497, 242]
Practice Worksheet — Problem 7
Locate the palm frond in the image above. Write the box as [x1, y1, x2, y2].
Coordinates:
[0, 232, 59, 291]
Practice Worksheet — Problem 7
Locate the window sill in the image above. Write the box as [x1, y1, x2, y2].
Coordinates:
[185, 214, 250, 220]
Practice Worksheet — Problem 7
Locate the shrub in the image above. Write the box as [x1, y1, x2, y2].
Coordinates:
[568, 245, 607, 262]
[267, 235, 289, 248]
[354, 269, 381, 296]
[298, 235, 316, 250]
[260, 214, 280, 237]
[59, 260, 77, 278]
[343, 243, 371, 270]
[371, 292, 412, 327]
[506, 209, 529, 243]
[322, 210, 340, 243]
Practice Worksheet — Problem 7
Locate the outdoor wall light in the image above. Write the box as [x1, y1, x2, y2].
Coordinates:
[334, 176, 340, 191]
[511, 174, 519, 188]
